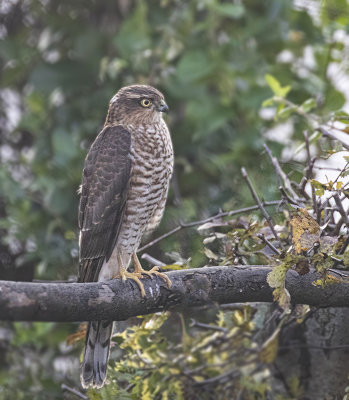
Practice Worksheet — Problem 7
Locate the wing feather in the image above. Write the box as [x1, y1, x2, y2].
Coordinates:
[78, 125, 131, 282]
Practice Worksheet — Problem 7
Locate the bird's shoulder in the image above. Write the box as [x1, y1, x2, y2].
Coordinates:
[85, 124, 131, 162]
[78, 124, 132, 230]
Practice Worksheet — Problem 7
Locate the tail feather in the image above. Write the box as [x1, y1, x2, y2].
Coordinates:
[81, 320, 113, 389]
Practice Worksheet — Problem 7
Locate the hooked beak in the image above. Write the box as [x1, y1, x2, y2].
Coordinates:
[157, 100, 169, 113]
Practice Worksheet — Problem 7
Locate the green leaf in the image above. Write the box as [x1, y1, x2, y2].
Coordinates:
[261, 97, 275, 107]
[141, 379, 152, 400]
[301, 98, 317, 112]
[265, 74, 291, 98]
[315, 188, 325, 196]
[277, 106, 294, 120]
[267, 254, 304, 290]
[267, 263, 289, 289]
[323, 87, 346, 112]
[176, 51, 214, 83]
[333, 110, 349, 123]
[310, 179, 324, 189]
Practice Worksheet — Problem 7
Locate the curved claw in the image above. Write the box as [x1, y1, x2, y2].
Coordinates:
[141, 268, 172, 288]
[119, 269, 146, 297]
[132, 254, 172, 288]
[115, 253, 146, 297]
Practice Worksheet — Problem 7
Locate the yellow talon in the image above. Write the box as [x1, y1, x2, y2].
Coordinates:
[113, 253, 171, 298]
[132, 254, 172, 288]
[116, 254, 146, 297]
[119, 268, 146, 297]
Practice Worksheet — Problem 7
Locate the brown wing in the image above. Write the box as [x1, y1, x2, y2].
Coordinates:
[78, 125, 131, 282]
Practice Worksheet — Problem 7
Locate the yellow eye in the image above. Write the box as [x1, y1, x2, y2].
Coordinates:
[141, 98, 152, 107]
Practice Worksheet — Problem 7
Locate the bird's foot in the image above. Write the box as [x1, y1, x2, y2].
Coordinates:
[138, 266, 172, 288]
[115, 253, 146, 297]
[132, 254, 172, 288]
[118, 268, 146, 297]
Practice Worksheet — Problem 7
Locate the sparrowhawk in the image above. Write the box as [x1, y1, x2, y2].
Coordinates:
[78, 85, 173, 388]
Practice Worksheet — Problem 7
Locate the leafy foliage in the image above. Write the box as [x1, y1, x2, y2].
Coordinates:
[90, 311, 269, 400]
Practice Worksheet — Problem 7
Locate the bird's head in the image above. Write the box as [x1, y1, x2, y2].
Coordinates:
[106, 85, 169, 126]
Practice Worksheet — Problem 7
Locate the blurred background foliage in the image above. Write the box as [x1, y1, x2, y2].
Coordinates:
[0, 0, 349, 399]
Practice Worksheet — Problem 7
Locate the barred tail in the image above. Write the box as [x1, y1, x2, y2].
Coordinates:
[81, 320, 113, 389]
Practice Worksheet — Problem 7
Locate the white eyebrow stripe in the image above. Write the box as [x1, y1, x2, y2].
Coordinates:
[127, 94, 143, 98]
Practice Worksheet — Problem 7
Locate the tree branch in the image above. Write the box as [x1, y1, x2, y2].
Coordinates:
[317, 127, 349, 150]
[264, 143, 301, 203]
[0, 266, 348, 322]
[241, 167, 282, 244]
[138, 201, 280, 252]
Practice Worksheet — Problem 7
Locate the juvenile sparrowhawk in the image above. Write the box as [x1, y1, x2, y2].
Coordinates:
[78, 85, 173, 388]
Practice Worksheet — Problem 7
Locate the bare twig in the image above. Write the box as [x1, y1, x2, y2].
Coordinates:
[190, 319, 228, 333]
[332, 217, 344, 237]
[279, 186, 302, 207]
[193, 368, 239, 386]
[138, 201, 280, 253]
[333, 162, 349, 185]
[241, 167, 282, 245]
[334, 193, 349, 228]
[138, 226, 182, 252]
[296, 132, 315, 201]
[329, 204, 336, 225]
[257, 233, 281, 255]
[264, 144, 300, 201]
[303, 131, 314, 181]
[264, 144, 283, 187]
[61, 384, 88, 400]
[338, 236, 349, 256]
[323, 200, 330, 226]
[312, 188, 320, 223]
[317, 127, 349, 150]
[328, 269, 349, 278]
[303, 131, 321, 223]
[313, 165, 342, 171]
[141, 253, 166, 267]
[298, 177, 311, 200]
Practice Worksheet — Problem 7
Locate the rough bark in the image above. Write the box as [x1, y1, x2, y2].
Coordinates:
[304, 308, 349, 399]
[274, 307, 349, 400]
[0, 266, 348, 322]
